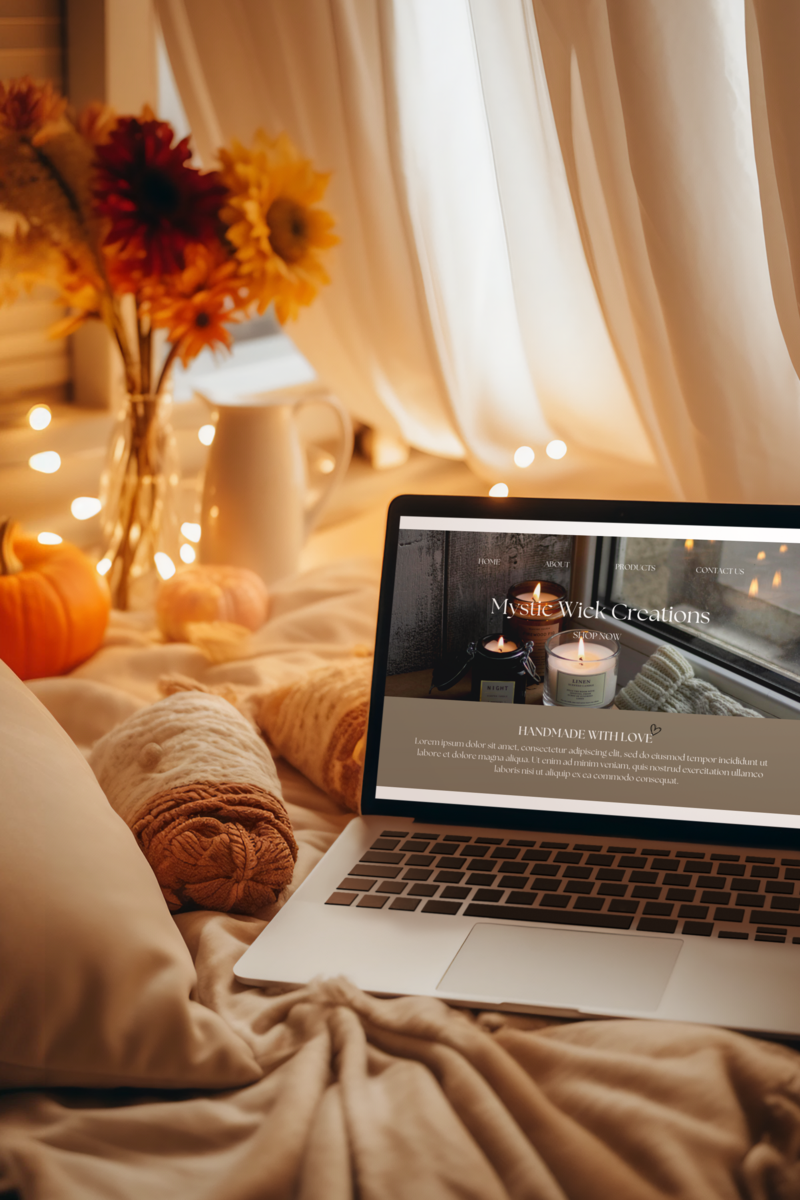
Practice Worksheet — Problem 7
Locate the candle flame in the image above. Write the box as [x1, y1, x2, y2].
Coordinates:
[757, 550, 766, 560]
[685, 538, 693, 550]
[773, 571, 782, 588]
[498, 636, 505, 651]
[749, 577, 758, 597]
[578, 634, 585, 660]
[781, 544, 788, 553]
[533, 583, 541, 603]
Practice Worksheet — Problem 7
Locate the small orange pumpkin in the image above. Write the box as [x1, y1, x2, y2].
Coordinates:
[156, 564, 270, 641]
[0, 518, 111, 680]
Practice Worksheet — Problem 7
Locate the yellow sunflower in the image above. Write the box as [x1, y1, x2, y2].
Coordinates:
[218, 130, 338, 322]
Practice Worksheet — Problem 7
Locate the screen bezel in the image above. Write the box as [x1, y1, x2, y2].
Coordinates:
[361, 494, 800, 851]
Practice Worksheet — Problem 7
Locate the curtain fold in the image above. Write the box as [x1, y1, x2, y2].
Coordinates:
[533, 0, 800, 504]
[157, 0, 800, 502]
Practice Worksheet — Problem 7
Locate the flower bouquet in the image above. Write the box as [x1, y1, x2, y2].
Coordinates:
[0, 77, 337, 608]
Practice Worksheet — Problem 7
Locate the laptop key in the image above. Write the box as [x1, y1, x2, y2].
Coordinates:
[678, 905, 709, 919]
[683, 921, 713, 936]
[632, 885, 662, 899]
[403, 868, 433, 881]
[508, 890, 537, 905]
[410, 883, 437, 897]
[407, 854, 435, 867]
[630, 871, 659, 884]
[702, 890, 731, 905]
[352, 863, 401, 879]
[326, 892, 357, 906]
[422, 900, 462, 915]
[540, 895, 570, 907]
[465, 903, 633, 930]
[390, 897, 420, 912]
[643, 902, 674, 917]
[466, 858, 498, 873]
[766, 882, 794, 894]
[358, 895, 388, 909]
[377, 881, 407, 894]
[574, 897, 604, 911]
[637, 917, 678, 934]
[467, 872, 497, 887]
[716, 864, 746, 876]
[597, 868, 625, 881]
[770, 897, 800, 910]
[361, 851, 404, 865]
[499, 874, 525, 889]
[474, 888, 504, 902]
[666, 888, 696, 902]
[735, 895, 765, 907]
[714, 907, 744, 922]
[372, 838, 401, 850]
[442, 886, 470, 900]
[435, 870, 465, 884]
[608, 900, 638, 914]
[437, 856, 465, 869]
[565, 881, 594, 894]
[491, 847, 520, 859]
[339, 877, 374, 892]
[598, 883, 627, 897]
[731, 879, 760, 892]
[563, 866, 592, 879]
[752, 911, 800, 926]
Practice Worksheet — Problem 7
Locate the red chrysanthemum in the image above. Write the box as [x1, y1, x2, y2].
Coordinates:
[92, 115, 226, 275]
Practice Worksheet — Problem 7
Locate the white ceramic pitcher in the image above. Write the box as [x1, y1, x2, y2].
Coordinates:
[198, 383, 353, 583]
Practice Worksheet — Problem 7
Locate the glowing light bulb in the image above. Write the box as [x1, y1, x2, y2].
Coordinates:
[154, 552, 176, 580]
[180, 522, 201, 543]
[685, 539, 694, 550]
[757, 550, 766, 560]
[71, 496, 102, 520]
[514, 445, 535, 468]
[96, 558, 112, 576]
[180, 543, 196, 564]
[198, 424, 215, 446]
[489, 483, 509, 497]
[546, 440, 567, 460]
[28, 451, 61, 474]
[28, 404, 51, 430]
[37, 532, 62, 545]
[749, 578, 759, 597]
[773, 571, 782, 588]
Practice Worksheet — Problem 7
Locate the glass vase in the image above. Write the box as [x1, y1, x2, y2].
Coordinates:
[100, 392, 180, 611]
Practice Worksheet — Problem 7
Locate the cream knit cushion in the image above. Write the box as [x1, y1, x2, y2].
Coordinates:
[90, 692, 297, 914]
[615, 645, 762, 717]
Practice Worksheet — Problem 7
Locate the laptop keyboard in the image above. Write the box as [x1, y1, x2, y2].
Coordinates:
[325, 830, 800, 944]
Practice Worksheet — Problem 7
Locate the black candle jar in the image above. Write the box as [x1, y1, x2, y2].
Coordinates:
[432, 635, 538, 704]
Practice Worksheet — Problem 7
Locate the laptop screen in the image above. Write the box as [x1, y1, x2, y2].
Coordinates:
[374, 511, 800, 835]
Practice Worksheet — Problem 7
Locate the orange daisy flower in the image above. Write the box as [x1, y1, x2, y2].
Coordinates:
[148, 242, 242, 364]
[0, 77, 67, 142]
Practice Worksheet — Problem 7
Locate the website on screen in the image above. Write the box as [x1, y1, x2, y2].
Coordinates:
[375, 517, 800, 829]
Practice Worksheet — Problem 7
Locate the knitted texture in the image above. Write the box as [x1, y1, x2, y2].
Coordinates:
[615, 644, 762, 717]
[90, 692, 297, 914]
[132, 782, 296, 914]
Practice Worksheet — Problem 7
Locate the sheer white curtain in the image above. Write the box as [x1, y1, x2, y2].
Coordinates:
[157, 0, 800, 502]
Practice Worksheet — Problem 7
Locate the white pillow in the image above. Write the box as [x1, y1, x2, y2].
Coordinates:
[0, 660, 261, 1089]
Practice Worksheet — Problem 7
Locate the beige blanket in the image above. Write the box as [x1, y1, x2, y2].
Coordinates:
[3, 559, 800, 1199]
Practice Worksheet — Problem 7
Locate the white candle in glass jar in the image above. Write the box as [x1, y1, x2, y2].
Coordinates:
[483, 637, 518, 653]
[547, 638, 617, 707]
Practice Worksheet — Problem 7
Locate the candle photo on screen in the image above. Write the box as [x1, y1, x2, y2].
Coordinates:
[544, 630, 619, 708]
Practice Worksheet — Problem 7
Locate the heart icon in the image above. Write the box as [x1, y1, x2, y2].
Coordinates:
[650, 724, 662, 736]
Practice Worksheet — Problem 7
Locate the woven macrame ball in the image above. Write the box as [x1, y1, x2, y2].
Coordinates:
[90, 692, 297, 914]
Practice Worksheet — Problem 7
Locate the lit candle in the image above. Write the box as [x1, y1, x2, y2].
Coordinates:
[515, 582, 559, 610]
[545, 632, 619, 708]
[483, 635, 518, 653]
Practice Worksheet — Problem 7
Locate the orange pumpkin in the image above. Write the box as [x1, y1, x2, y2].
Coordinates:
[156, 564, 270, 641]
[0, 518, 111, 680]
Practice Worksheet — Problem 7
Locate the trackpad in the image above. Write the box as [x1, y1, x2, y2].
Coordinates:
[438, 924, 681, 1012]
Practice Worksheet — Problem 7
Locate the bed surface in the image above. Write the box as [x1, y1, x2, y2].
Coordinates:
[2, 559, 799, 1199]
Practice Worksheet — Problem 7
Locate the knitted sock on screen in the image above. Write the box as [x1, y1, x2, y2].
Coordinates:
[615, 644, 762, 717]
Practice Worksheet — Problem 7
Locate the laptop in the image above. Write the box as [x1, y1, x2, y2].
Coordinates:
[236, 495, 800, 1035]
